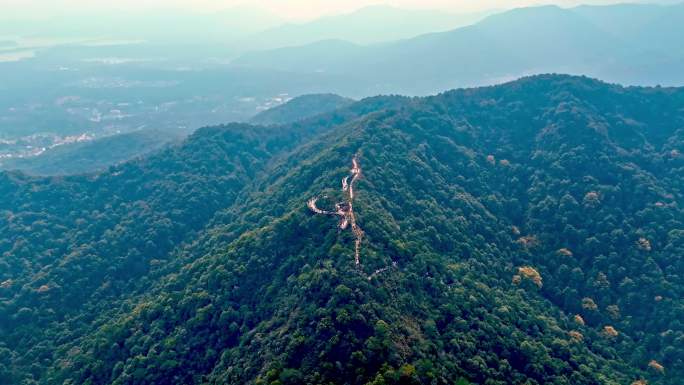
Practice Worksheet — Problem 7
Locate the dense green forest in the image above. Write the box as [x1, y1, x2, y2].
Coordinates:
[1, 75, 682, 385]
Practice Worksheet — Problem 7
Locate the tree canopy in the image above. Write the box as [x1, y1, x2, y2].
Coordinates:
[1, 75, 682, 385]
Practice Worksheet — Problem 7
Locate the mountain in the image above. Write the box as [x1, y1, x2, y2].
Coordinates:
[233, 3, 684, 95]
[244, 5, 494, 49]
[0, 94, 408, 384]
[0, 130, 176, 176]
[1, 75, 683, 385]
[250, 94, 355, 125]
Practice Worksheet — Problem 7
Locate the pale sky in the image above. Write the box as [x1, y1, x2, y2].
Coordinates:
[1, 0, 673, 20]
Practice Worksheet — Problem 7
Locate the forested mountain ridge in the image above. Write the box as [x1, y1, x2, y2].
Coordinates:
[0, 95, 409, 384]
[1, 75, 683, 384]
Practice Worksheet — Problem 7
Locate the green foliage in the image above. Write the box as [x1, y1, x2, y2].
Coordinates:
[1, 75, 683, 385]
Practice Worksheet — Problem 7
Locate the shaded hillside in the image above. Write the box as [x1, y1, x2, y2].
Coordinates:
[234, 4, 684, 95]
[250, 94, 355, 126]
[0, 130, 176, 176]
[1, 75, 683, 385]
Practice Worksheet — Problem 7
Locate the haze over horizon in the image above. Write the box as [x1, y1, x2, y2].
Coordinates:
[2, 0, 680, 20]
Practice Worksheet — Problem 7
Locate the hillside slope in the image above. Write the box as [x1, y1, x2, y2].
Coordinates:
[1, 76, 683, 385]
[250, 94, 355, 126]
[0, 95, 409, 384]
[0, 130, 176, 176]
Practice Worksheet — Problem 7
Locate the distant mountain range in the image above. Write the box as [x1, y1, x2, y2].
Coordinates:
[243, 5, 494, 49]
[0, 5, 495, 51]
[234, 3, 684, 95]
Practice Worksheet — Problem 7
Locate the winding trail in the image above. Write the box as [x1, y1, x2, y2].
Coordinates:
[308, 155, 364, 266]
[307, 156, 395, 278]
[307, 197, 335, 215]
[348, 156, 363, 266]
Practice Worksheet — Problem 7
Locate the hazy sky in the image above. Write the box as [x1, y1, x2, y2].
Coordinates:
[1, 0, 674, 20]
